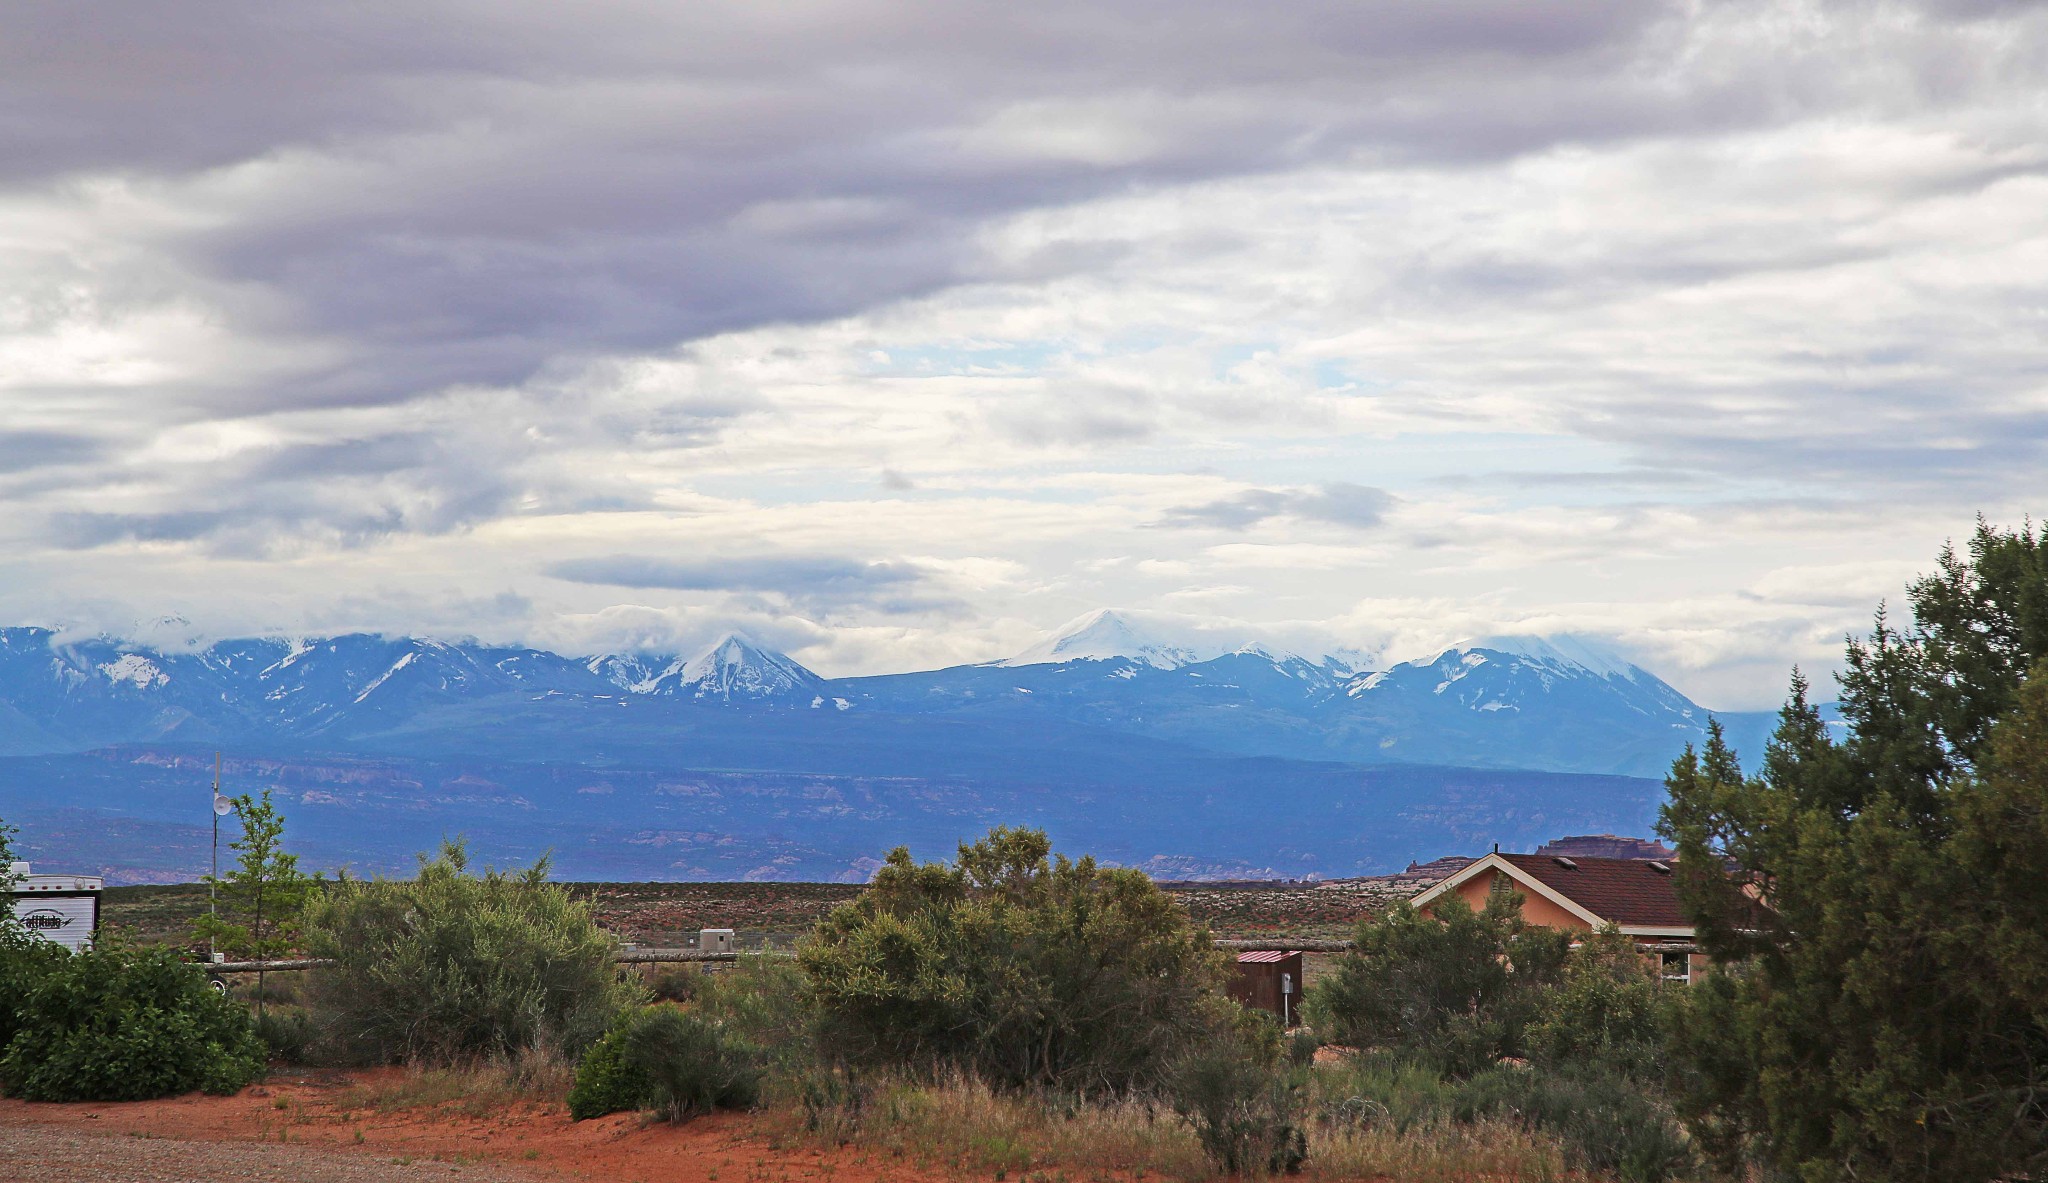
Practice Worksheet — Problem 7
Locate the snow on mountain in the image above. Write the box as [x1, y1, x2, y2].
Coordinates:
[642, 634, 823, 701]
[1450, 634, 1643, 680]
[1004, 609, 1223, 669]
[1003, 609, 1366, 673]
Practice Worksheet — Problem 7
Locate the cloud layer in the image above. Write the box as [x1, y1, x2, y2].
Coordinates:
[2, 0, 2045, 707]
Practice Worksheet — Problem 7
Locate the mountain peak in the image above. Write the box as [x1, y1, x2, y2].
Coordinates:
[1447, 634, 1640, 679]
[658, 633, 822, 701]
[1003, 609, 1221, 669]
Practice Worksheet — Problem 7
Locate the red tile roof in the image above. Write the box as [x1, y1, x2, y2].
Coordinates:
[1496, 853, 1690, 928]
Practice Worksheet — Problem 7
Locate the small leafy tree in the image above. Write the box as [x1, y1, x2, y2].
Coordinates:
[301, 840, 637, 1064]
[800, 826, 1238, 1095]
[1306, 883, 1569, 1074]
[193, 790, 312, 1015]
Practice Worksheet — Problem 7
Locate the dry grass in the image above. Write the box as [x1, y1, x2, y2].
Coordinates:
[329, 1048, 576, 1120]
[775, 1074, 1576, 1183]
[1307, 1116, 1568, 1182]
[769, 1074, 1211, 1181]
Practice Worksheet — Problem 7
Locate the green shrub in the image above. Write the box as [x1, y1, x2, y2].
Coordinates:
[253, 1008, 313, 1064]
[1452, 1066, 1696, 1183]
[567, 1016, 650, 1120]
[301, 841, 639, 1065]
[801, 827, 1237, 1096]
[1170, 1017, 1307, 1176]
[647, 966, 700, 1004]
[1306, 886, 1569, 1075]
[629, 1006, 765, 1121]
[1525, 927, 1673, 1081]
[0, 925, 67, 1052]
[568, 1005, 764, 1122]
[0, 944, 266, 1101]
[692, 957, 821, 1085]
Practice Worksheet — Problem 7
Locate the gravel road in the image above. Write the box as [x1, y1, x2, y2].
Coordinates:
[0, 1124, 548, 1183]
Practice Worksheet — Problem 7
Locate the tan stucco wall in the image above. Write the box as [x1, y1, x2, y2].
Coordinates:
[1427, 868, 1593, 932]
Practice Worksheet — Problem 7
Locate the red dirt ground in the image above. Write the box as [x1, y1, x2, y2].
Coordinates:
[0, 1069, 958, 1183]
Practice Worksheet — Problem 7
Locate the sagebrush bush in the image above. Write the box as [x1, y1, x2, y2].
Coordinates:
[569, 1005, 764, 1122]
[1452, 1065, 1696, 1183]
[302, 841, 639, 1065]
[0, 944, 266, 1101]
[1169, 1017, 1308, 1176]
[801, 827, 1238, 1096]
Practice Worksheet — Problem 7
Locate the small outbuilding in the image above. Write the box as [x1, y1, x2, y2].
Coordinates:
[7, 862, 104, 953]
[1228, 950, 1304, 1026]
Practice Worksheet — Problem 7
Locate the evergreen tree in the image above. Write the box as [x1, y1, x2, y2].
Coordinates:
[1660, 519, 2048, 1181]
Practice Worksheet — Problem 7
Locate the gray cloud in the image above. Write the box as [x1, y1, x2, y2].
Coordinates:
[16, 0, 2009, 419]
[1159, 483, 1394, 531]
[0, 432, 103, 474]
[545, 553, 951, 616]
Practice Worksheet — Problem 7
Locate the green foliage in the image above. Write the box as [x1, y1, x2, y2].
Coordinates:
[301, 840, 638, 1065]
[0, 944, 265, 1101]
[192, 789, 312, 963]
[799, 826, 1237, 1095]
[0, 813, 20, 898]
[567, 1015, 650, 1120]
[1661, 519, 2048, 1181]
[1304, 886, 1569, 1074]
[0, 922, 67, 1052]
[1168, 1015, 1307, 1176]
[1525, 926, 1672, 1082]
[252, 1008, 312, 1063]
[1450, 1066, 1695, 1183]
[646, 965, 701, 1004]
[568, 1005, 764, 1122]
[1318, 1051, 1694, 1183]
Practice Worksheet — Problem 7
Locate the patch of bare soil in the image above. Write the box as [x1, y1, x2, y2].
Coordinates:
[0, 1070, 955, 1183]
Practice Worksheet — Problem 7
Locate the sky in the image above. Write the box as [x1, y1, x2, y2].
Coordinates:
[3, 0, 2045, 709]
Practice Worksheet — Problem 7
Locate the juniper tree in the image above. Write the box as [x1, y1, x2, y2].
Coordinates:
[1660, 519, 2048, 1181]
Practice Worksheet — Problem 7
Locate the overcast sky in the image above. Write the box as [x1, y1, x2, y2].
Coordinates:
[3, 0, 2045, 708]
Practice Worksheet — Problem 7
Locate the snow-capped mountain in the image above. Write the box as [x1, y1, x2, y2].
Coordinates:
[0, 619, 1775, 778]
[637, 634, 824, 701]
[1001, 608, 1367, 675]
[1002, 609, 1230, 669]
[0, 616, 1793, 882]
[1328, 635, 1709, 776]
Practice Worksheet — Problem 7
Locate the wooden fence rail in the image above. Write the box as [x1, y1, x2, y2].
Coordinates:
[201, 940, 1371, 974]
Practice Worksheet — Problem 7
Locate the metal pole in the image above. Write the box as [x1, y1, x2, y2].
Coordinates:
[209, 752, 219, 961]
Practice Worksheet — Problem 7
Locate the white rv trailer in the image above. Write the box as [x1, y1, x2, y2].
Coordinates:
[7, 862, 104, 953]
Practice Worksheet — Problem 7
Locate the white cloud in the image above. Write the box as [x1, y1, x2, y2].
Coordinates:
[0, 0, 2041, 707]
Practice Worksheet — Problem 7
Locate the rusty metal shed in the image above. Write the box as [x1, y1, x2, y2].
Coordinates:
[1227, 949, 1304, 1026]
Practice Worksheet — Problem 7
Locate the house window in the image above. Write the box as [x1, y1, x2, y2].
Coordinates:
[1660, 951, 1691, 983]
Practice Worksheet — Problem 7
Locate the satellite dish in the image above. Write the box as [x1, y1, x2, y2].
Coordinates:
[213, 795, 235, 817]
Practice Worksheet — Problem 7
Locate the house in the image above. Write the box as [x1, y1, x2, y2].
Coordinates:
[1228, 950, 1306, 1025]
[1408, 852, 1703, 981]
